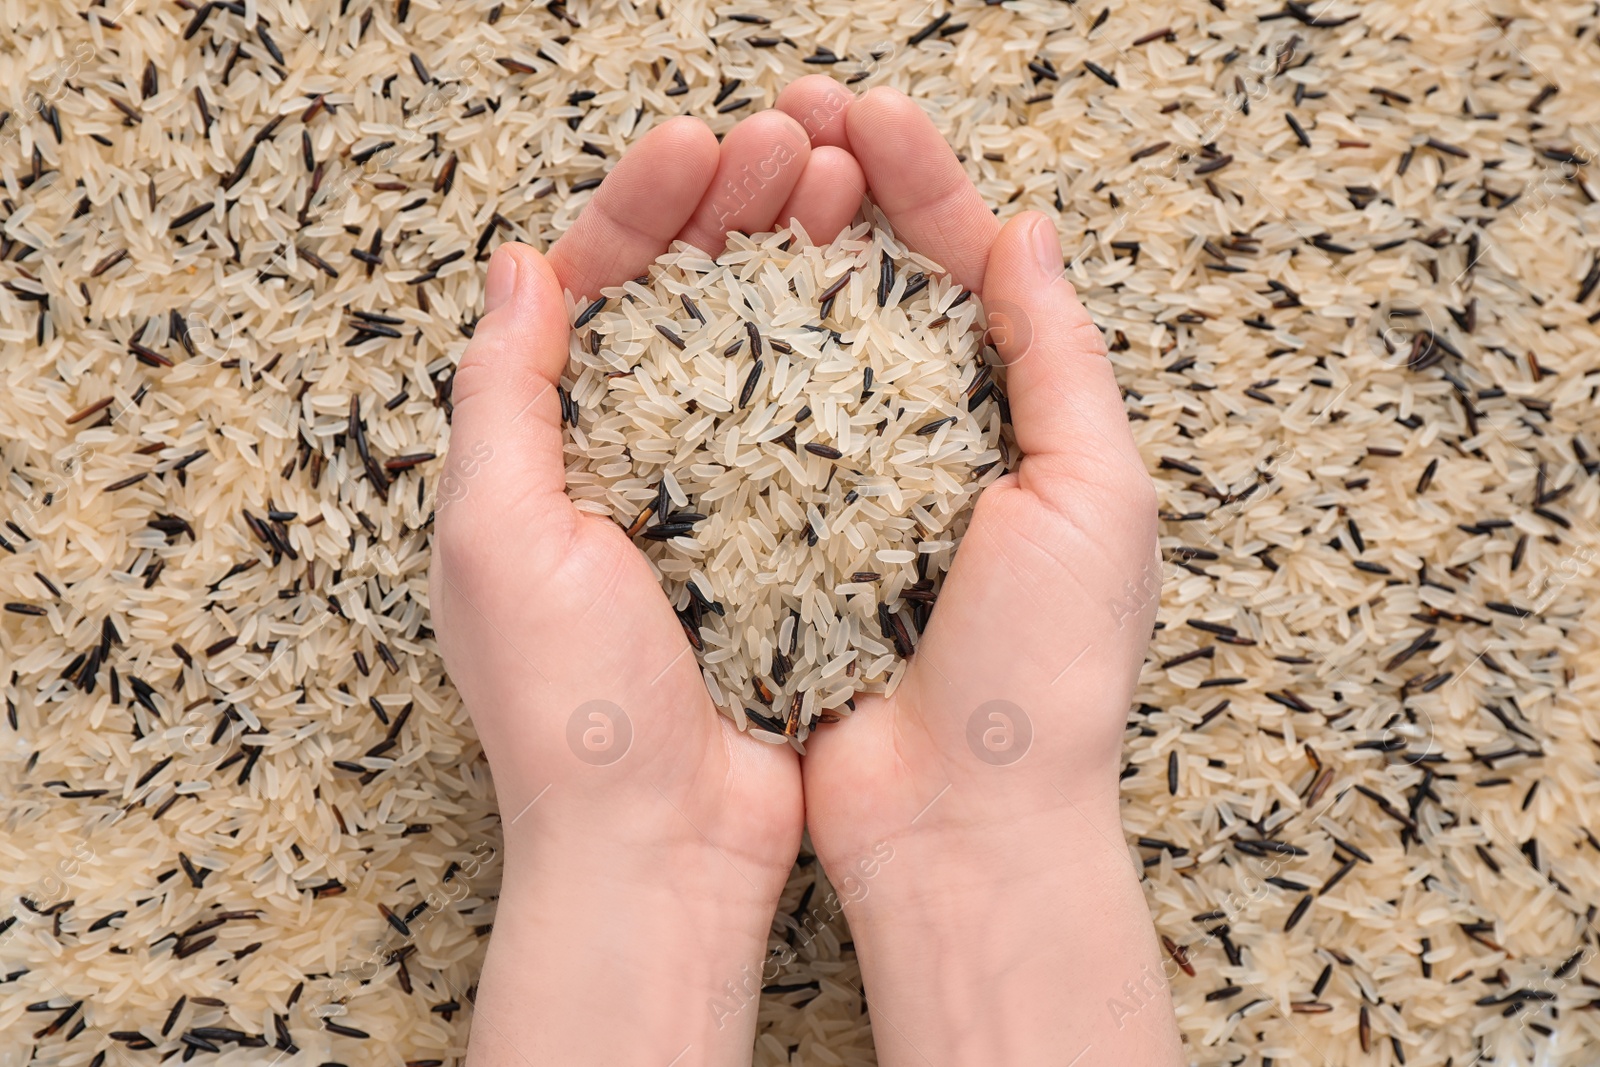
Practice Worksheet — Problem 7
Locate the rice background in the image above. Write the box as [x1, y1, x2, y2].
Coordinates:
[2, 0, 1599, 1064]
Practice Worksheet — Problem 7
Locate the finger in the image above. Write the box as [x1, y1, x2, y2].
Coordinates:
[775, 75, 854, 149]
[776, 147, 865, 244]
[845, 86, 999, 293]
[441, 243, 573, 537]
[546, 116, 720, 302]
[979, 212, 1140, 487]
[675, 110, 812, 255]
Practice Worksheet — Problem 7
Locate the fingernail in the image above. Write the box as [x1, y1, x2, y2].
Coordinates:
[485, 246, 518, 312]
[1031, 216, 1062, 279]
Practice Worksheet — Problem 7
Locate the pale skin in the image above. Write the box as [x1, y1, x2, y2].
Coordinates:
[432, 79, 1184, 1067]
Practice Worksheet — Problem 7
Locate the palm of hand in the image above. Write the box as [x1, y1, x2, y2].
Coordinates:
[433, 107, 866, 893]
[768, 83, 1159, 882]
[805, 463, 1157, 880]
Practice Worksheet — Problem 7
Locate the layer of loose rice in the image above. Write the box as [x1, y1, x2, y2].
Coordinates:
[1, 0, 1599, 1064]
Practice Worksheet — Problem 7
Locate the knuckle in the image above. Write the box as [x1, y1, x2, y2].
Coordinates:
[1062, 313, 1109, 359]
[448, 359, 488, 400]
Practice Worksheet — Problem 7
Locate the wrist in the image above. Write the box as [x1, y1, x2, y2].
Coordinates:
[469, 856, 782, 1066]
[465, 780, 794, 1067]
[826, 799, 1183, 1067]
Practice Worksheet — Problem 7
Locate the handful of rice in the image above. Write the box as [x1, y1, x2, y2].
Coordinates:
[561, 221, 1010, 745]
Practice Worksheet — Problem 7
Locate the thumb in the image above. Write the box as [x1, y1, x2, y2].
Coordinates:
[979, 212, 1142, 495]
[437, 242, 575, 545]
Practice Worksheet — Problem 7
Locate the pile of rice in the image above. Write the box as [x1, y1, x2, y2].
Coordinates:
[564, 223, 1004, 743]
[2, 0, 1599, 1064]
